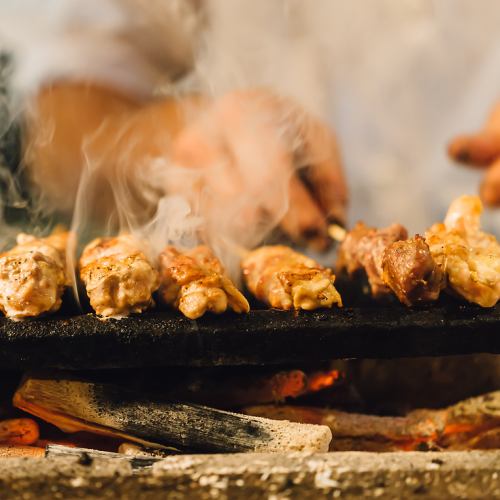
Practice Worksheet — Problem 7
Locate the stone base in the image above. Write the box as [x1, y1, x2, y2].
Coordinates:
[0, 451, 498, 499]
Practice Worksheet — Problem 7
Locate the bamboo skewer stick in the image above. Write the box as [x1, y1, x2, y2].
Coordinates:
[328, 224, 347, 242]
[45, 444, 161, 470]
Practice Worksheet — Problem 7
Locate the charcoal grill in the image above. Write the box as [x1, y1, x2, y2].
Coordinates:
[0, 301, 498, 370]
[1, 284, 499, 500]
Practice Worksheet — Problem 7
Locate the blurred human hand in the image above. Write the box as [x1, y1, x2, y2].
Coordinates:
[448, 102, 500, 206]
[171, 89, 347, 250]
[25, 85, 346, 250]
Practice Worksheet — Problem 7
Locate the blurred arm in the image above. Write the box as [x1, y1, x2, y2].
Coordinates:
[23, 82, 207, 212]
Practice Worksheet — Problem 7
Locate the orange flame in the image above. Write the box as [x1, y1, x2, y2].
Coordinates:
[307, 370, 340, 392]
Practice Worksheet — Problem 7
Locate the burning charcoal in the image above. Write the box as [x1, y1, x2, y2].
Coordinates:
[456, 428, 500, 450]
[0, 445, 45, 457]
[0, 418, 39, 446]
[156, 369, 329, 409]
[244, 390, 500, 452]
[14, 372, 332, 453]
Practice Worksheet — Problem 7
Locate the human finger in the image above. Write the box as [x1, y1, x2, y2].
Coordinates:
[298, 120, 347, 225]
[448, 132, 500, 167]
[280, 174, 329, 250]
[480, 157, 500, 206]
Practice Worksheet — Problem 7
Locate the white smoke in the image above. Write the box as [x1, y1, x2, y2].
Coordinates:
[0, 0, 499, 274]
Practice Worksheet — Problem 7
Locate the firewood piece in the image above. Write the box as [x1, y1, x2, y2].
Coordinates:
[0, 418, 39, 445]
[244, 391, 500, 452]
[45, 444, 160, 469]
[0, 445, 45, 457]
[14, 373, 332, 453]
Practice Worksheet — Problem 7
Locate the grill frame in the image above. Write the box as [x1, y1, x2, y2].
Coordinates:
[0, 302, 498, 370]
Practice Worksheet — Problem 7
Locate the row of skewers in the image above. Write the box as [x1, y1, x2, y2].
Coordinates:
[0, 195, 498, 320]
[0, 228, 342, 320]
[336, 194, 500, 308]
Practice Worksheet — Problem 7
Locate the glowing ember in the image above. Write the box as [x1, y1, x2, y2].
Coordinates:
[306, 370, 340, 393]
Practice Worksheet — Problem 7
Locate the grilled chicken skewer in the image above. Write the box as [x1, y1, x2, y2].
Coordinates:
[426, 195, 500, 307]
[336, 222, 409, 298]
[333, 194, 500, 308]
[242, 245, 342, 310]
[381, 235, 445, 306]
[159, 245, 249, 320]
[79, 235, 159, 318]
[333, 224, 445, 306]
[0, 229, 68, 319]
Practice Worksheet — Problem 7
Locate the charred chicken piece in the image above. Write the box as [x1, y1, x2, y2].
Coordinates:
[337, 222, 408, 298]
[80, 235, 159, 318]
[0, 230, 68, 319]
[158, 245, 249, 320]
[382, 235, 445, 306]
[425, 195, 500, 307]
[242, 245, 342, 310]
[335, 222, 373, 276]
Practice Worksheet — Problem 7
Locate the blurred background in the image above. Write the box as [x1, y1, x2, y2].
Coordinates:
[1, 0, 500, 234]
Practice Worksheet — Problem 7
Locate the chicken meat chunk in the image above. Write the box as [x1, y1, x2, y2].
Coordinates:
[425, 195, 500, 307]
[159, 245, 249, 319]
[0, 230, 68, 319]
[382, 235, 445, 306]
[242, 245, 342, 310]
[337, 222, 408, 298]
[80, 235, 159, 318]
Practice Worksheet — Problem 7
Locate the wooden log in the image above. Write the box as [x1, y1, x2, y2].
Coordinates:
[14, 372, 332, 453]
[45, 444, 160, 470]
[244, 391, 500, 452]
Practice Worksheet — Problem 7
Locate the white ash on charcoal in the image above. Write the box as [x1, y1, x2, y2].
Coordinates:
[13, 372, 332, 454]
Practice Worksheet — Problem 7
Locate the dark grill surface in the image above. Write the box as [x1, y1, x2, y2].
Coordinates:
[0, 302, 498, 369]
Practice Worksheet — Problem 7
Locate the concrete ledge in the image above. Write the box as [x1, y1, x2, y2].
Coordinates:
[0, 451, 498, 499]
